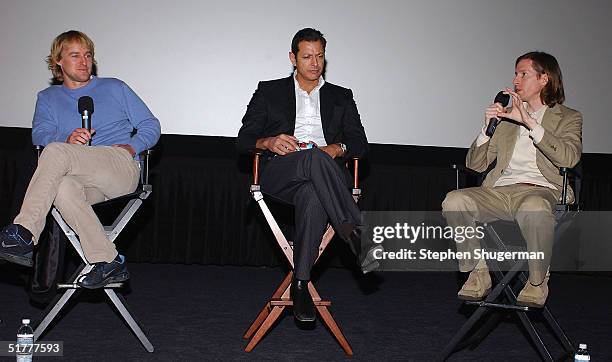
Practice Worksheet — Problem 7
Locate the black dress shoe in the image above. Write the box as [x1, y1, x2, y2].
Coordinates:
[361, 243, 383, 274]
[77, 254, 130, 289]
[290, 279, 315, 322]
[349, 228, 383, 274]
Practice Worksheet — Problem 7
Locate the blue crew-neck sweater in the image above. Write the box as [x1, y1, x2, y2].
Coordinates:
[32, 76, 161, 155]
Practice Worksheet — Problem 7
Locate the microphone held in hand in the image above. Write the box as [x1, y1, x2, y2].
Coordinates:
[485, 91, 510, 137]
[78, 96, 94, 146]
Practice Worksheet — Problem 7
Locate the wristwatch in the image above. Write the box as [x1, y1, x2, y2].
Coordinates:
[338, 143, 347, 155]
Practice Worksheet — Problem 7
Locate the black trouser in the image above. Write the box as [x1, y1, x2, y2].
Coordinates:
[260, 148, 360, 280]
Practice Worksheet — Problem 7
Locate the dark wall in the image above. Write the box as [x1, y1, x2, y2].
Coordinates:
[1, 126, 611, 266]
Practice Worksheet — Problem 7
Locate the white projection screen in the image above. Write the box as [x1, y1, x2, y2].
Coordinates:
[1, 0, 611, 152]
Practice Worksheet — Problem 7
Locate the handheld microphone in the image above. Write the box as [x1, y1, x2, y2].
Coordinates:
[485, 91, 510, 137]
[78, 96, 94, 146]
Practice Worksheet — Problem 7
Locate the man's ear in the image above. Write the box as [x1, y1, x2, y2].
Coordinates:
[289, 51, 296, 67]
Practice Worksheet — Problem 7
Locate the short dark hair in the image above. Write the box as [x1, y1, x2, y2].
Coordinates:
[516, 51, 565, 107]
[291, 28, 326, 55]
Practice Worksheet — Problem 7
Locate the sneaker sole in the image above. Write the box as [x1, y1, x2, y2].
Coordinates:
[79, 271, 130, 290]
[0, 251, 33, 267]
[457, 287, 491, 301]
[516, 298, 545, 308]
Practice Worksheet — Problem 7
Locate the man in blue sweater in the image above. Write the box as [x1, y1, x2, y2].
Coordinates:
[0, 30, 160, 289]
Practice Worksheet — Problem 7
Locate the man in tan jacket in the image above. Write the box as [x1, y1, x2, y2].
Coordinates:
[442, 51, 582, 307]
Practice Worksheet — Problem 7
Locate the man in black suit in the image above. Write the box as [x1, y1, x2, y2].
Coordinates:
[237, 28, 379, 322]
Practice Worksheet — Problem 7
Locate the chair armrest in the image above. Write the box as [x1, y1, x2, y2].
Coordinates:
[559, 167, 581, 179]
[559, 165, 581, 208]
[250, 149, 264, 185]
[351, 157, 360, 189]
[140, 149, 153, 186]
[451, 164, 484, 177]
[451, 164, 488, 190]
[35, 145, 43, 159]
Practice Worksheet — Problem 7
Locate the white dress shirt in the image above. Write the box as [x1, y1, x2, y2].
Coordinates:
[293, 73, 327, 147]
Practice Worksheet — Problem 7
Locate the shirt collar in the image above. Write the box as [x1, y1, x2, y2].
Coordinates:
[523, 102, 547, 124]
[293, 71, 325, 94]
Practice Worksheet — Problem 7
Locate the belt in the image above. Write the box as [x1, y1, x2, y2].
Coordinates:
[517, 182, 544, 187]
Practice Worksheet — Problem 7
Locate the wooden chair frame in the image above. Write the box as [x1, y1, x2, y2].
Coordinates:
[243, 151, 360, 356]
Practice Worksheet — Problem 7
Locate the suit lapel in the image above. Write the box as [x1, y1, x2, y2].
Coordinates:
[536, 104, 562, 165]
[282, 76, 296, 133]
[320, 82, 334, 135]
[540, 104, 562, 133]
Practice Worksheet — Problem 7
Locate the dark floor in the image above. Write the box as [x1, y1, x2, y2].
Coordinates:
[0, 262, 609, 361]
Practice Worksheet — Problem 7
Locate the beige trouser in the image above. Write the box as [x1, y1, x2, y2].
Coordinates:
[14, 142, 140, 263]
[442, 184, 559, 285]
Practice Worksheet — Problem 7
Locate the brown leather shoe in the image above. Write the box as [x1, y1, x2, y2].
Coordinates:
[517, 273, 550, 308]
[458, 267, 492, 301]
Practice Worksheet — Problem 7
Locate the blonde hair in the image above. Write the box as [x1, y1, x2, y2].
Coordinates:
[46, 30, 96, 82]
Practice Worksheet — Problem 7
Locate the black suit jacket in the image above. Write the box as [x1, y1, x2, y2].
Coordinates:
[237, 76, 368, 163]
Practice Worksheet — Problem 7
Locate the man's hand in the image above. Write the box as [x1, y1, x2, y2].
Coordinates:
[319, 144, 344, 159]
[256, 134, 298, 155]
[66, 128, 96, 145]
[112, 144, 136, 157]
[497, 88, 537, 130]
[484, 102, 505, 130]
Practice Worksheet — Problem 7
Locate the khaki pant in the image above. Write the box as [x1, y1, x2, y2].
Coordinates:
[14, 142, 140, 263]
[442, 184, 559, 284]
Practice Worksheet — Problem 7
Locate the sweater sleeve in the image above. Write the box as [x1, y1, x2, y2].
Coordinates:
[120, 82, 161, 154]
[32, 92, 68, 146]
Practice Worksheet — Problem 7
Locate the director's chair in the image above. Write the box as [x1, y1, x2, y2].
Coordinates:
[243, 151, 360, 356]
[440, 164, 580, 361]
[32, 145, 154, 353]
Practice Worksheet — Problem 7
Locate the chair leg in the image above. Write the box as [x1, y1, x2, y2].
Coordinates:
[455, 311, 503, 351]
[244, 271, 293, 339]
[497, 269, 555, 360]
[244, 303, 273, 340]
[316, 305, 354, 356]
[34, 288, 78, 342]
[33, 263, 88, 342]
[439, 304, 492, 360]
[307, 282, 353, 356]
[244, 306, 285, 352]
[542, 307, 575, 355]
[513, 270, 574, 356]
[105, 289, 154, 353]
[515, 310, 553, 361]
[440, 261, 522, 360]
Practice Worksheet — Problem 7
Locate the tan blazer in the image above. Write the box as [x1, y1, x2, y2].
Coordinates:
[466, 103, 583, 201]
